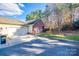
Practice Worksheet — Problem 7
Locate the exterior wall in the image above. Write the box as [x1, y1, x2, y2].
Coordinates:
[27, 25, 33, 34]
[0, 24, 27, 37]
[27, 20, 44, 34]
[0, 24, 28, 48]
[32, 20, 44, 34]
[32, 26, 41, 34]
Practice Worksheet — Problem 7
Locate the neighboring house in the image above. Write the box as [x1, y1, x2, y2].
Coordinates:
[26, 19, 44, 34]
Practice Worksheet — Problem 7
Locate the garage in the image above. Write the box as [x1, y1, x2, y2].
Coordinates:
[0, 17, 27, 46]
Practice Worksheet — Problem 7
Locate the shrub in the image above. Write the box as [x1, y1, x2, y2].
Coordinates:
[72, 19, 79, 30]
[61, 24, 70, 31]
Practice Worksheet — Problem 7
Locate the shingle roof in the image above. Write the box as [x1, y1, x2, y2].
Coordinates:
[0, 17, 26, 25]
[26, 19, 41, 25]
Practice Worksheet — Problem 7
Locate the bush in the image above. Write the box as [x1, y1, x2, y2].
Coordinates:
[72, 19, 79, 30]
[61, 24, 70, 31]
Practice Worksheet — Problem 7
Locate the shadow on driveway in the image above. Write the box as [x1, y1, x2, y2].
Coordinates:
[0, 38, 79, 56]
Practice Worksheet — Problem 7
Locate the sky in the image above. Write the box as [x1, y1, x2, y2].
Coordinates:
[0, 3, 46, 22]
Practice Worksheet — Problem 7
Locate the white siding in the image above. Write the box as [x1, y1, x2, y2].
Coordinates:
[27, 25, 33, 33]
[0, 24, 28, 48]
[0, 24, 27, 37]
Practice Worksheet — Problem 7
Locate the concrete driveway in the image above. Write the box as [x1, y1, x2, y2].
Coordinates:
[0, 36, 79, 56]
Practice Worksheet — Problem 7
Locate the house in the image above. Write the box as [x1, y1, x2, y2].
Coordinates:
[0, 17, 28, 48]
[26, 19, 45, 34]
[0, 18, 44, 48]
[0, 17, 27, 37]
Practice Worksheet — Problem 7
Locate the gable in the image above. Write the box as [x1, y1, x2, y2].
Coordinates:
[33, 20, 44, 27]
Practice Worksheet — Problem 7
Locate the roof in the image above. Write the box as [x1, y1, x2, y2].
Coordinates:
[0, 17, 26, 25]
[26, 19, 42, 25]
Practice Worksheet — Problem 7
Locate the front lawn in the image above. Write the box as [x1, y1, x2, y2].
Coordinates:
[62, 36, 79, 41]
[38, 33, 79, 41]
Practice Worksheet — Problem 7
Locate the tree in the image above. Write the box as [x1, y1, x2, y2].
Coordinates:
[45, 5, 52, 33]
[56, 3, 79, 32]
[55, 4, 67, 33]
[43, 4, 58, 33]
[65, 3, 79, 25]
[26, 14, 34, 20]
[42, 4, 67, 33]
[26, 10, 43, 20]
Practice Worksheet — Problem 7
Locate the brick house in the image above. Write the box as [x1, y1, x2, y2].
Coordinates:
[26, 19, 45, 34]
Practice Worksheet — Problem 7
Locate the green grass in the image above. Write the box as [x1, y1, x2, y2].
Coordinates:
[38, 33, 57, 38]
[62, 36, 79, 41]
[38, 33, 79, 41]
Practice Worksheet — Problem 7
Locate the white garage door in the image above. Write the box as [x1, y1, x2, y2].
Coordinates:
[14, 27, 27, 36]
